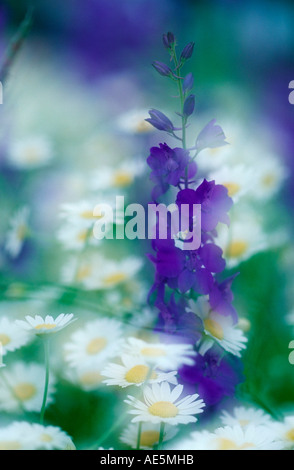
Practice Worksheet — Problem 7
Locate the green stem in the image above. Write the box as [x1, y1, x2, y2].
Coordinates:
[136, 422, 143, 450]
[157, 422, 165, 450]
[40, 338, 50, 424]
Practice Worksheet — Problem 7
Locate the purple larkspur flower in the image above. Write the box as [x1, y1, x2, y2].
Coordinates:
[152, 61, 173, 77]
[147, 143, 191, 199]
[183, 73, 194, 94]
[183, 94, 195, 118]
[180, 42, 195, 60]
[176, 180, 233, 232]
[145, 109, 175, 133]
[209, 273, 239, 323]
[195, 119, 228, 152]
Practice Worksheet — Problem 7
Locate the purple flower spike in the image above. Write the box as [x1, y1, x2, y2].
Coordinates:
[152, 61, 173, 77]
[145, 109, 175, 132]
[195, 119, 228, 152]
[209, 274, 239, 323]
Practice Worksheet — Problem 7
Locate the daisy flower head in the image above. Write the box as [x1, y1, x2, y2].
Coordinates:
[271, 415, 294, 449]
[4, 206, 30, 259]
[251, 153, 287, 201]
[16, 313, 75, 336]
[120, 422, 178, 449]
[207, 165, 255, 203]
[0, 422, 33, 450]
[189, 296, 247, 357]
[62, 253, 142, 290]
[22, 423, 75, 450]
[116, 108, 154, 134]
[124, 382, 205, 425]
[220, 406, 273, 429]
[7, 136, 53, 170]
[122, 337, 196, 371]
[64, 318, 123, 369]
[90, 160, 144, 192]
[101, 354, 178, 388]
[209, 424, 282, 450]
[0, 361, 56, 412]
[64, 364, 106, 392]
[0, 316, 32, 355]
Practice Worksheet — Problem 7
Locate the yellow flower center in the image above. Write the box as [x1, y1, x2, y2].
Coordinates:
[136, 120, 153, 133]
[13, 382, 37, 401]
[0, 333, 11, 346]
[103, 272, 127, 286]
[204, 318, 224, 341]
[217, 438, 254, 450]
[226, 240, 248, 258]
[40, 433, 53, 443]
[80, 371, 103, 386]
[80, 210, 96, 219]
[140, 430, 160, 447]
[262, 173, 275, 188]
[77, 230, 89, 242]
[17, 224, 27, 241]
[86, 337, 107, 355]
[223, 182, 240, 197]
[148, 401, 178, 418]
[141, 347, 166, 357]
[76, 265, 92, 282]
[35, 323, 56, 330]
[124, 365, 157, 384]
[239, 419, 250, 427]
[24, 147, 41, 163]
[0, 441, 22, 450]
[285, 428, 294, 441]
[112, 171, 133, 187]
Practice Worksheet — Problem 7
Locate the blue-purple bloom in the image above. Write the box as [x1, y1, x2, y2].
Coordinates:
[145, 109, 175, 133]
[183, 73, 194, 94]
[152, 60, 173, 77]
[180, 42, 195, 61]
[183, 94, 195, 118]
[162, 32, 175, 50]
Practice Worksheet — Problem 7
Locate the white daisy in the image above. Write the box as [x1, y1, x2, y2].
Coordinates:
[63, 318, 123, 369]
[16, 313, 75, 336]
[4, 207, 30, 258]
[270, 415, 294, 449]
[189, 296, 247, 357]
[0, 361, 55, 412]
[90, 160, 144, 191]
[220, 406, 273, 428]
[24, 423, 76, 450]
[204, 424, 282, 450]
[56, 222, 102, 251]
[0, 316, 32, 355]
[120, 422, 178, 449]
[116, 108, 154, 134]
[124, 382, 205, 425]
[61, 253, 142, 290]
[59, 199, 122, 227]
[7, 136, 53, 170]
[0, 422, 33, 450]
[207, 165, 255, 202]
[101, 355, 178, 388]
[122, 337, 196, 371]
[65, 365, 106, 392]
[251, 154, 287, 201]
[214, 211, 268, 268]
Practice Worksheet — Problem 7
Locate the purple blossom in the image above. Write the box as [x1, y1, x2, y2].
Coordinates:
[209, 273, 239, 323]
[145, 109, 175, 132]
[183, 73, 194, 94]
[183, 94, 195, 118]
[195, 119, 228, 152]
[162, 32, 175, 50]
[180, 42, 195, 60]
[152, 61, 173, 77]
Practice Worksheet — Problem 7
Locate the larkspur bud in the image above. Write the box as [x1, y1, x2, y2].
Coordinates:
[180, 42, 195, 60]
[152, 61, 173, 77]
[163, 32, 175, 49]
[183, 73, 194, 94]
[145, 109, 174, 132]
[183, 94, 195, 118]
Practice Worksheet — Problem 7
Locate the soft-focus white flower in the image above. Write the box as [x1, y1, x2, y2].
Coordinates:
[61, 253, 142, 290]
[214, 211, 268, 268]
[7, 136, 53, 170]
[64, 318, 123, 369]
[101, 355, 178, 388]
[4, 207, 30, 258]
[270, 415, 294, 449]
[173, 424, 282, 450]
[115, 108, 154, 134]
[125, 382, 205, 425]
[16, 313, 75, 336]
[220, 406, 273, 428]
[0, 316, 32, 355]
[122, 337, 196, 371]
[0, 422, 75, 450]
[120, 422, 178, 449]
[90, 160, 144, 191]
[189, 296, 247, 357]
[0, 362, 55, 412]
[208, 165, 255, 202]
[64, 364, 106, 392]
[251, 155, 287, 201]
